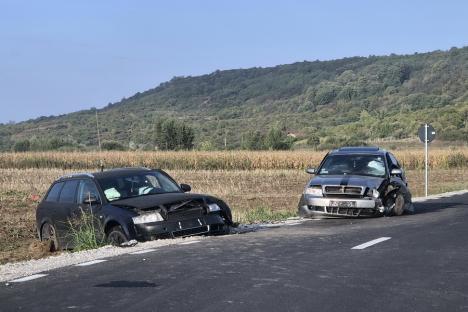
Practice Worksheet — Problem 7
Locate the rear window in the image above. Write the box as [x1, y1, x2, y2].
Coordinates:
[45, 182, 64, 202]
[59, 180, 79, 203]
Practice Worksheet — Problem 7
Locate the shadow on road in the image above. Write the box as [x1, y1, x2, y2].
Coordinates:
[413, 193, 468, 215]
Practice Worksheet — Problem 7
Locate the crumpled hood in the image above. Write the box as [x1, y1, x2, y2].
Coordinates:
[309, 175, 385, 190]
[110, 192, 212, 210]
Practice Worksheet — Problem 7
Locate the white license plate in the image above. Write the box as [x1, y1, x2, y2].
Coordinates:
[329, 200, 356, 208]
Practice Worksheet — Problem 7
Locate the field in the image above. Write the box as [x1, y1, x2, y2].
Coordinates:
[0, 149, 467, 264]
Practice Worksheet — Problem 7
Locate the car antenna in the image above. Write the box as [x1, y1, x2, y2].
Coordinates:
[95, 109, 104, 172]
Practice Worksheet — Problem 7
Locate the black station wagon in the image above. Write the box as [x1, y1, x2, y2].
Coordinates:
[36, 168, 233, 250]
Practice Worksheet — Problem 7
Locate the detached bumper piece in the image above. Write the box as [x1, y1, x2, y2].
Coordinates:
[134, 214, 226, 240]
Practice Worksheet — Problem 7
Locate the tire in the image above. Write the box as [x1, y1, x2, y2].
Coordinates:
[106, 226, 128, 246]
[393, 194, 405, 216]
[41, 222, 60, 252]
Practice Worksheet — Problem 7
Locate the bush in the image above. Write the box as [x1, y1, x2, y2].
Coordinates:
[102, 140, 126, 151]
[13, 140, 30, 152]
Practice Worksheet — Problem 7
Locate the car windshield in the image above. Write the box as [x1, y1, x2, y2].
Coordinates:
[318, 154, 387, 178]
[96, 171, 181, 202]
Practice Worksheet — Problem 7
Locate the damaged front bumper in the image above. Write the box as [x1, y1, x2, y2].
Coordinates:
[298, 195, 384, 218]
[133, 213, 227, 240]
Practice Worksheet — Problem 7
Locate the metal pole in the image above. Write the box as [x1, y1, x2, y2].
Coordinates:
[425, 123, 428, 197]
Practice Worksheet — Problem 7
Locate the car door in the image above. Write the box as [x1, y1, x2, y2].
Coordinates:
[73, 179, 105, 242]
[55, 179, 80, 248]
[38, 181, 65, 235]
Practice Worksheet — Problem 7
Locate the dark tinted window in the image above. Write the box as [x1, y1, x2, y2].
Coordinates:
[77, 180, 101, 204]
[45, 182, 64, 202]
[59, 180, 79, 203]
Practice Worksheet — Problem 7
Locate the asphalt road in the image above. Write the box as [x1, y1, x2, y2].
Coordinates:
[1, 193, 467, 312]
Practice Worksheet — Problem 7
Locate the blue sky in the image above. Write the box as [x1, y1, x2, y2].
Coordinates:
[1, 0, 467, 123]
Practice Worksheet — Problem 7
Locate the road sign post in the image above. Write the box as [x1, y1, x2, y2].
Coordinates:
[418, 124, 436, 197]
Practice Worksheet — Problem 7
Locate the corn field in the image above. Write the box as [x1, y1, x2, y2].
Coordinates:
[0, 148, 467, 170]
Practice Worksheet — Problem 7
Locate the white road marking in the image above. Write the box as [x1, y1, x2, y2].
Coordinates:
[179, 240, 200, 245]
[10, 274, 48, 283]
[351, 237, 391, 250]
[130, 249, 157, 255]
[75, 260, 107, 266]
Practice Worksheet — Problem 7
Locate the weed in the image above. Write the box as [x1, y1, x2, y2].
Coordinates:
[67, 208, 106, 251]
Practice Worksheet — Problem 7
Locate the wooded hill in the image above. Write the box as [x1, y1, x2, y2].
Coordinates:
[1, 46, 467, 151]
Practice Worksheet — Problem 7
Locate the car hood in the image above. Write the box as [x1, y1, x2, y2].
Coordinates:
[110, 193, 212, 211]
[309, 175, 385, 190]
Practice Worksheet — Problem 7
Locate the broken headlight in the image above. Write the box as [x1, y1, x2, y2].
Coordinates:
[366, 188, 380, 199]
[305, 186, 323, 197]
[207, 203, 221, 212]
[132, 212, 164, 224]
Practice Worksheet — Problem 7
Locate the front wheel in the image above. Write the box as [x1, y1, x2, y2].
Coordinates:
[106, 226, 129, 246]
[393, 194, 405, 216]
[41, 222, 60, 252]
[384, 192, 405, 216]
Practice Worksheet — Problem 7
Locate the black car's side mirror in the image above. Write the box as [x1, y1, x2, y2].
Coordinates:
[306, 168, 316, 174]
[180, 184, 191, 193]
[83, 194, 100, 206]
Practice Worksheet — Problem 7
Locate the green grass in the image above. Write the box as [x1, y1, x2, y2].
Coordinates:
[238, 206, 297, 224]
[67, 209, 106, 251]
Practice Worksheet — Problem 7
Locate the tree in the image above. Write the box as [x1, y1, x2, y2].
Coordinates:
[306, 134, 320, 148]
[152, 119, 195, 150]
[13, 139, 30, 152]
[102, 140, 126, 151]
[242, 131, 265, 150]
[265, 128, 293, 150]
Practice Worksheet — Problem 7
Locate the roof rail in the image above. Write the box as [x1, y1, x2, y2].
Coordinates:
[58, 172, 94, 180]
[337, 146, 380, 152]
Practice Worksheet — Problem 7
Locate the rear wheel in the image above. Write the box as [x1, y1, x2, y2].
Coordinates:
[106, 226, 128, 246]
[41, 222, 59, 252]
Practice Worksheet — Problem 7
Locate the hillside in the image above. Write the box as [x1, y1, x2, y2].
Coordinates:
[1, 46, 467, 151]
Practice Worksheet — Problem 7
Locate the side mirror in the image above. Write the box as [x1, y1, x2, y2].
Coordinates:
[83, 194, 100, 205]
[180, 184, 191, 192]
[306, 168, 316, 174]
[390, 168, 402, 175]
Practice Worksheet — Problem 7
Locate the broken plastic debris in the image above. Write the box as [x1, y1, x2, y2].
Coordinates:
[120, 239, 138, 247]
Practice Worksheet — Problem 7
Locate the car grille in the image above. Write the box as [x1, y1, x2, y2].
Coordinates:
[167, 207, 204, 221]
[323, 185, 364, 197]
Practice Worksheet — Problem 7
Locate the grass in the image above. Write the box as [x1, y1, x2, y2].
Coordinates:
[67, 209, 106, 252]
[237, 206, 297, 224]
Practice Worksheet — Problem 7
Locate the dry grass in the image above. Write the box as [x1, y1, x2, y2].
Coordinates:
[0, 167, 466, 264]
[0, 148, 467, 170]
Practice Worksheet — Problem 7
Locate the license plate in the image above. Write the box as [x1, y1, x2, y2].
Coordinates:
[329, 200, 356, 208]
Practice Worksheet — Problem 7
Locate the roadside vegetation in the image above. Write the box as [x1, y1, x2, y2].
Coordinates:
[67, 210, 106, 252]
